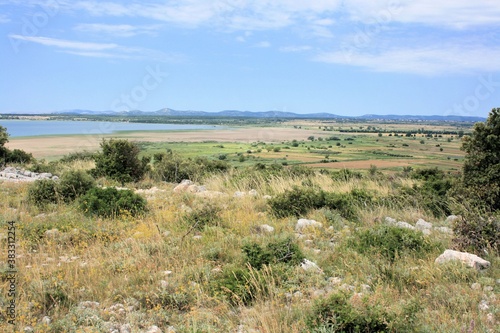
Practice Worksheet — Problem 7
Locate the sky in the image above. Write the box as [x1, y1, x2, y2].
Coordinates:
[1, 0, 500, 117]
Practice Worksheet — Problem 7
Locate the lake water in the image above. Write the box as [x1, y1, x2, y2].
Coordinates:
[0, 119, 220, 137]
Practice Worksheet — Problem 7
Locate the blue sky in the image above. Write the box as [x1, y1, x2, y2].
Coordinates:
[1, 0, 500, 117]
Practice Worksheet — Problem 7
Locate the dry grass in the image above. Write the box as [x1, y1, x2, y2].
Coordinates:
[0, 169, 498, 332]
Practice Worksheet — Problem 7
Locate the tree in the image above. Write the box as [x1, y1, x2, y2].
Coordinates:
[461, 108, 500, 211]
[93, 139, 147, 183]
[0, 125, 8, 147]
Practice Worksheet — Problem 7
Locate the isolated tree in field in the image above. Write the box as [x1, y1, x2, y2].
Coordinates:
[461, 108, 500, 210]
[94, 139, 147, 183]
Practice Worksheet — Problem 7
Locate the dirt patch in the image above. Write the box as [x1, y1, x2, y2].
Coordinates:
[6, 127, 321, 159]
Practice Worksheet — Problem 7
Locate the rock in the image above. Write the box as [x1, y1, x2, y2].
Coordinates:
[173, 179, 193, 193]
[39, 172, 53, 179]
[478, 300, 489, 311]
[328, 277, 343, 285]
[160, 280, 168, 288]
[395, 221, 415, 230]
[486, 313, 495, 325]
[23, 170, 32, 177]
[435, 250, 491, 270]
[471, 283, 482, 290]
[146, 326, 163, 333]
[445, 215, 459, 223]
[435, 227, 453, 234]
[415, 219, 432, 230]
[421, 229, 431, 236]
[79, 301, 100, 309]
[257, 224, 274, 233]
[233, 191, 246, 198]
[24, 327, 34, 333]
[41, 316, 51, 325]
[312, 289, 326, 298]
[120, 324, 131, 333]
[361, 284, 371, 293]
[296, 219, 322, 231]
[385, 217, 397, 224]
[248, 189, 258, 196]
[44, 229, 60, 238]
[166, 326, 176, 333]
[52, 176, 59, 180]
[262, 195, 272, 200]
[484, 286, 494, 292]
[193, 235, 202, 240]
[187, 184, 206, 193]
[301, 259, 323, 273]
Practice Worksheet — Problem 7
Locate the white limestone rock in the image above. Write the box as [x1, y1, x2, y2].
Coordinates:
[435, 249, 491, 270]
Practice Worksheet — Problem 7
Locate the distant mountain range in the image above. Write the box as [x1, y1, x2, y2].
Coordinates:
[18, 108, 487, 122]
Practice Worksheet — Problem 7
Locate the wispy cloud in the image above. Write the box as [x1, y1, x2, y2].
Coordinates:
[315, 44, 500, 75]
[280, 45, 312, 53]
[9, 35, 117, 51]
[74, 23, 162, 37]
[8, 34, 182, 62]
[254, 41, 271, 48]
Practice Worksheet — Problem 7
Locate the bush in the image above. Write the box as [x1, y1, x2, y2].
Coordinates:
[153, 154, 229, 183]
[6, 149, 34, 164]
[93, 139, 147, 183]
[58, 151, 96, 163]
[182, 204, 221, 230]
[210, 265, 256, 306]
[349, 225, 435, 262]
[268, 186, 324, 218]
[57, 170, 96, 202]
[79, 187, 147, 218]
[452, 213, 499, 254]
[306, 292, 391, 332]
[27, 179, 59, 207]
[242, 237, 304, 269]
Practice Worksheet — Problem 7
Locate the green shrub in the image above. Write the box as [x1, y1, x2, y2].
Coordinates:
[79, 187, 147, 218]
[324, 192, 358, 221]
[452, 213, 499, 254]
[210, 265, 256, 306]
[306, 292, 391, 332]
[268, 186, 325, 218]
[349, 225, 435, 262]
[242, 237, 304, 269]
[6, 148, 34, 163]
[58, 151, 96, 163]
[27, 179, 59, 207]
[93, 139, 148, 183]
[183, 204, 221, 230]
[58, 170, 96, 202]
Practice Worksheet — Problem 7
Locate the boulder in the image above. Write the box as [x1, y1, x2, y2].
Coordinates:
[233, 191, 246, 198]
[395, 221, 415, 230]
[301, 259, 323, 273]
[445, 215, 460, 224]
[173, 180, 193, 193]
[39, 173, 53, 179]
[257, 224, 274, 233]
[146, 326, 163, 333]
[385, 217, 397, 224]
[415, 219, 432, 230]
[296, 219, 322, 231]
[248, 189, 258, 196]
[435, 249, 491, 270]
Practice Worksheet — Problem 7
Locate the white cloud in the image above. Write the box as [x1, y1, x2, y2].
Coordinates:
[280, 45, 312, 52]
[9, 34, 117, 51]
[8, 34, 181, 62]
[343, 0, 500, 28]
[74, 23, 162, 37]
[254, 41, 271, 48]
[315, 45, 500, 75]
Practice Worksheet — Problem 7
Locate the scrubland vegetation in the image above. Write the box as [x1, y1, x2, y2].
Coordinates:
[0, 110, 499, 332]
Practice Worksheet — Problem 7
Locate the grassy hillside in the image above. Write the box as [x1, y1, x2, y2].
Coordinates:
[0, 157, 498, 332]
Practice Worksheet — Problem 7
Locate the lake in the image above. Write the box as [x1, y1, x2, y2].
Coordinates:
[0, 119, 221, 137]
